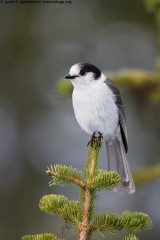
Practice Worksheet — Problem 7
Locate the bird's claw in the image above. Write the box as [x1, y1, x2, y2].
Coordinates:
[87, 132, 103, 148]
[87, 132, 96, 147]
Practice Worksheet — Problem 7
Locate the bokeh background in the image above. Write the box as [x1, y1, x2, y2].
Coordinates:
[0, 1, 160, 240]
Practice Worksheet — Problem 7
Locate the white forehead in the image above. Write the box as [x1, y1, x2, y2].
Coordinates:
[69, 64, 81, 76]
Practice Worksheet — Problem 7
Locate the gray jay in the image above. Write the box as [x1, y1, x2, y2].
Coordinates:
[65, 63, 135, 194]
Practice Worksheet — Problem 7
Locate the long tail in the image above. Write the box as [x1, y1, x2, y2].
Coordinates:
[106, 139, 135, 194]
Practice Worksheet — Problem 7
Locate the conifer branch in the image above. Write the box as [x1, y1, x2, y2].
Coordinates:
[22, 134, 153, 240]
[39, 194, 83, 224]
[22, 233, 64, 240]
[46, 165, 85, 188]
[89, 170, 120, 191]
[91, 211, 152, 234]
[124, 234, 139, 240]
[78, 139, 102, 240]
[122, 211, 153, 232]
[133, 164, 160, 187]
[92, 213, 123, 233]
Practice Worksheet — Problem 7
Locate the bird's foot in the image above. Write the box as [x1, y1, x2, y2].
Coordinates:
[87, 132, 96, 147]
[87, 132, 103, 148]
[98, 132, 103, 145]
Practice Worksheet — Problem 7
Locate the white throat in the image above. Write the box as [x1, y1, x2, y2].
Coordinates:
[71, 73, 106, 90]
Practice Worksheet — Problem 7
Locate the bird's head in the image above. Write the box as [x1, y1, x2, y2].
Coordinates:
[65, 63, 102, 88]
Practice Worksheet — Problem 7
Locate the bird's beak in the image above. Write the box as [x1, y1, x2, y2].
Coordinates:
[65, 74, 78, 80]
[65, 74, 72, 79]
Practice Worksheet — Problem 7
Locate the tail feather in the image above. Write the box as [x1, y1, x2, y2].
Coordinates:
[106, 139, 135, 194]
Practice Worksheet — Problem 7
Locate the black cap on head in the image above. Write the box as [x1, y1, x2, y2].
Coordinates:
[79, 63, 101, 79]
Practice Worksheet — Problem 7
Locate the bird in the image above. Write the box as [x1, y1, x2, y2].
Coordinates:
[65, 63, 135, 194]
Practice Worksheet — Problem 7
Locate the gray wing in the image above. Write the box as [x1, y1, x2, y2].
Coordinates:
[105, 78, 128, 152]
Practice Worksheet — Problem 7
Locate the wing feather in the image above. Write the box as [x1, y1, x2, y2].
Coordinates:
[105, 78, 128, 152]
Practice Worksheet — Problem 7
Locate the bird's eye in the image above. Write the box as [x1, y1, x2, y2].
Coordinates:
[80, 70, 86, 76]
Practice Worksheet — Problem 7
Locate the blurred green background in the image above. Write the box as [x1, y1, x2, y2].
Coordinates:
[0, 1, 160, 240]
